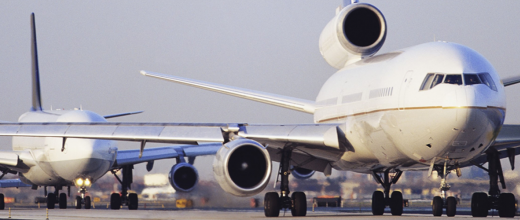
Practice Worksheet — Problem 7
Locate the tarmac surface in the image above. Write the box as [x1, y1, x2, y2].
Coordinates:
[0, 207, 514, 220]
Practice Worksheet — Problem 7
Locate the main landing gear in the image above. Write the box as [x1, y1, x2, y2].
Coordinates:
[431, 160, 457, 217]
[110, 165, 138, 210]
[264, 148, 307, 217]
[470, 148, 516, 218]
[371, 169, 404, 216]
[45, 185, 71, 209]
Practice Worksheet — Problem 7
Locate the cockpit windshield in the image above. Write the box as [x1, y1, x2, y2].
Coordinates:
[420, 73, 497, 91]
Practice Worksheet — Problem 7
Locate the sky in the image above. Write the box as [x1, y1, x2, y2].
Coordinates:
[1, 0, 520, 181]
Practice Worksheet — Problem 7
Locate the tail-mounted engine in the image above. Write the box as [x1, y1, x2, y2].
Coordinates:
[168, 162, 199, 192]
[213, 139, 271, 197]
[291, 166, 315, 180]
[319, 3, 387, 69]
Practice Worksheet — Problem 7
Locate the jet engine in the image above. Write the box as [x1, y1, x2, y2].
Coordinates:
[291, 166, 315, 180]
[213, 139, 271, 197]
[319, 3, 387, 69]
[168, 162, 198, 192]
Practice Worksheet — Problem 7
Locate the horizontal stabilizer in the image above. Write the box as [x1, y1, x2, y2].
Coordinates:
[104, 111, 144, 119]
[140, 70, 318, 114]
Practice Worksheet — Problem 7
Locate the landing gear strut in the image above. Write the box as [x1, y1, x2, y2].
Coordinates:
[75, 187, 91, 209]
[431, 160, 457, 217]
[471, 148, 516, 217]
[264, 148, 306, 217]
[111, 165, 138, 210]
[46, 185, 69, 209]
[371, 169, 404, 216]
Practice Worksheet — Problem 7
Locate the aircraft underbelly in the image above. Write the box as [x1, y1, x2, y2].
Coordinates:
[334, 107, 503, 173]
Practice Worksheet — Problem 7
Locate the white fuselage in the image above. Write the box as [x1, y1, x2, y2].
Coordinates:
[316, 42, 505, 172]
[12, 110, 117, 186]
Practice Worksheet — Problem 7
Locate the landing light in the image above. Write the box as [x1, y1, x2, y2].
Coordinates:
[76, 178, 84, 186]
[75, 178, 92, 187]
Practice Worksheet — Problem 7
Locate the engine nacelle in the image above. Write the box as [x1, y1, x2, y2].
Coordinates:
[319, 3, 387, 69]
[213, 139, 271, 197]
[168, 162, 198, 192]
[291, 166, 315, 180]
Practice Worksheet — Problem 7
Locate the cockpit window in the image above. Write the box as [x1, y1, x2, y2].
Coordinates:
[444, 75, 462, 85]
[478, 73, 497, 91]
[431, 74, 444, 88]
[464, 74, 481, 85]
[420, 72, 497, 91]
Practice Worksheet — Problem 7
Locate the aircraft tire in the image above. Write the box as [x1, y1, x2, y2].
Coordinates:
[290, 192, 306, 216]
[264, 192, 280, 217]
[371, 191, 385, 215]
[498, 193, 516, 217]
[446, 196, 456, 217]
[432, 196, 443, 216]
[58, 193, 67, 209]
[471, 192, 488, 217]
[75, 196, 81, 209]
[47, 193, 55, 209]
[85, 196, 91, 209]
[0, 193, 4, 210]
[110, 193, 121, 210]
[390, 191, 403, 216]
[128, 193, 138, 210]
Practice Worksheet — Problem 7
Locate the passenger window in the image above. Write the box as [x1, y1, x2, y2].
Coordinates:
[478, 73, 497, 91]
[420, 73, 435, 90]
[431, 74, 444, 88]
[464, 74, 482, 85]
[444, 75, 462, 85]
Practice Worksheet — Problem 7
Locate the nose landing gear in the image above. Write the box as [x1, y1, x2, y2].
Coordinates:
[431, 159, 457, 217]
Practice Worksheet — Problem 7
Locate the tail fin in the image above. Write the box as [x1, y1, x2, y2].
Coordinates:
[30, 13, 42, 111]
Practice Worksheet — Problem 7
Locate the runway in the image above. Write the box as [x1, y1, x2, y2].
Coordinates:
[0, 207, 510, 220]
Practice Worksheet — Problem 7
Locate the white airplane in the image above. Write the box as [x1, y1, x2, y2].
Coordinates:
[0, 13, 223, 210]
[136, 1, 520, 218]
[4, 1, 520, 218]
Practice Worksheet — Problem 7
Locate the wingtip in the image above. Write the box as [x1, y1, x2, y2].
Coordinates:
[140, 70, 148, 76]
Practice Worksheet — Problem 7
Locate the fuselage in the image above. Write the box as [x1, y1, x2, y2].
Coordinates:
[12, 110, 117, 186]
[315, 42, 505, 172]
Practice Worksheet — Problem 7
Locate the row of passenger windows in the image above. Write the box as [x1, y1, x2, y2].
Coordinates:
[420, 73, 497, 91]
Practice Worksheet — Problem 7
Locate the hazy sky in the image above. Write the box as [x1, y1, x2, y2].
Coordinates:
[1, 1, 520, 180]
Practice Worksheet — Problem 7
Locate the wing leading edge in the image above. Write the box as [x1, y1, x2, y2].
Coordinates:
[140, 70, 319, 114]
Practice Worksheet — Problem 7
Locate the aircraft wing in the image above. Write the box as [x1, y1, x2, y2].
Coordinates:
[502, 76, 520, 87]
[464, 124, 520, 167]
[114, 142, 222, 167]
[140, 70, 319, 114]
[0, 179, 32, 188]
[0, 122, 351, 173]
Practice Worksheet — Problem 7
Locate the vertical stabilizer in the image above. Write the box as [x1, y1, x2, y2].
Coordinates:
[30, 13, 42, 111]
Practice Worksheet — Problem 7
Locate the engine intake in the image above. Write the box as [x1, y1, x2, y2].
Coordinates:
[213, 139, 271, 197]
[291, 166, 315, 180]
[319, 3, 386, 69]
[168, 162, 198, 192]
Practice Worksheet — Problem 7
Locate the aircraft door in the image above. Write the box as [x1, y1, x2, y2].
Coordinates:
[398, 71, 414, 110]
